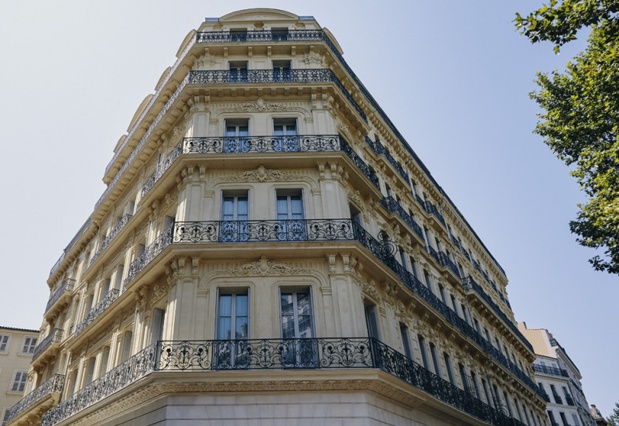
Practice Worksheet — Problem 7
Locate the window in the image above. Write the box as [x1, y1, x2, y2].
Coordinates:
[280, 289, 315, 367]
[438, 284, 447, 305]
[215, 291, 249, 368]
[101, 278, 111, 297]
[221, 191, 249, 242]
[121, 331, 133, 363]
[228, 60, 248, 82]
[423, 270, 431, 288]
[0, 335, 9, 352]
[503, 391, 513, 417]
[272, 60, 291, 81]
[22, 337, 37, 354]
[273, 118, 298, 151]
[429, 343, 441, 378]
[482, 378, 492, 406]
[409, 256, 419, 279]
[224, 118, 249, 152]
[572, 413, 581, 426]
[364, 304, 380, 340]
[151, 308, 166, 343]
[114, 265, 124, 290]
[470, 371, 481, 399]
[399, 323, 412, 359]
[548, 411, 557, 426]
[398, 246, 408, 270]
[11, 371, 27, 392]
[443, 352, 454, 384]
[84, 357, 96, 385]
[417, 334, 429, 370]
[276, 189, 305, 240]
[559, 412, 569, 426]
[99, 346, 110, 378]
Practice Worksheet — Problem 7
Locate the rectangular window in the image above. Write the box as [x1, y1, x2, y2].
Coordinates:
[215, 291, 249, 369]
[559, 412, 569, 426]
[399, 323, 412, 359]
[482, 378, 492, 406]
[11, 371, 27, 392]
[572, 413, 581, 426]
[429, 343, 441, 378]
[84, 357, 96, 385]
[221, 190, 249, 242]
[151, 308, 166, 344]
[224, 118, 249, 152]
[443, 352, 454, 384]
[276, 189, 305, 240]
[121, 331, 133, 363]
[438, 284, 447, 305]
[272, 60, 291, 81]
[99, 346, 110, 378]
[417, 334, 429, 370]
[228, 60, 248, 81]
[364, 304, 380, 340]
[470, 371, 481, 399]
[271, 27, 289, 41]
[0, 335, 8, 352]
[503, 391, 513, 417]
[548, 411, 557, 426]
[280, 289, 315, 367]
[22, 337, 37, 354]
[273, 118, 298, 151]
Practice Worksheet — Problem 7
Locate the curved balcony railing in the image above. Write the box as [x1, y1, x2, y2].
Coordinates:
[5, 374, 64, 424]
[439, 251, 461, 278]
[45, 279, 75, 314]
[380, 196, 424, 241]
[72, 289, 120, 337]
[139, 135, 379, 200]
[117, 218, 540, 397]
[41, 338, 526, 426]
[32, 329, 64, 362]
[89, 214, 133, 266]
[41, 345, 156, 426]
[463, 276, 533, 353]
[188, 69, 365, 121]
[532, 363, 569, 378]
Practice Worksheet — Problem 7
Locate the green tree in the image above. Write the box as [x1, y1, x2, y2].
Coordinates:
[516, 0, 619, 274]
[608, 402, 619, 425]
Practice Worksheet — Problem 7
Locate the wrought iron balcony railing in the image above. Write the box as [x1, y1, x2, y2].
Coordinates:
[118, 218, 540, 397]
[531, 363, 569, 378]
[72, 289, 120, 337]
[187, 69, 366, 121]
[139, 135, 379, 200]
[5, 374, 64, 425]
[365, 138, 410, 186]
[90, 214, 133, 266]
[45, 279, 75, 314]
[41, 338, 527, 426]
[438, 251, 461, 278]
[463, 276, 534, 353]
[32, 329, 64, 362]
[380, 196, 425, 241]
[196, 29, 326, 44]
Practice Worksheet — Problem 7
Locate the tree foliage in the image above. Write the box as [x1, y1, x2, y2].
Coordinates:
[516, 0, 619, 274]
[608, 402, 619, 425]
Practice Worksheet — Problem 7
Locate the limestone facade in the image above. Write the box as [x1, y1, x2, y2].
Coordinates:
[8, 8, 547, 426]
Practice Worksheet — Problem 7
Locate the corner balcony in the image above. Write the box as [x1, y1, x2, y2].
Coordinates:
[32, 329, 64, 366]
[71, 289, 120, 338]
[41, 338, 527, 426]
[44, 279, 75, 319]
[5, 374, 64, 426]
[118, 218, 541, 399]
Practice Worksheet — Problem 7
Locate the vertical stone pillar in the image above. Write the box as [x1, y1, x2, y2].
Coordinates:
[168, 257, 200, 340]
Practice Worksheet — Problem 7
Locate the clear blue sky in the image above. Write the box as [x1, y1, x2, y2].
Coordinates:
[0, 0, 616, 417]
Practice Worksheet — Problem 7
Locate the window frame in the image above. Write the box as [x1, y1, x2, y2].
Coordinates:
[10, 370, 28, 393]
[0, 334, 9, 353]
[21, 336, 37, 354]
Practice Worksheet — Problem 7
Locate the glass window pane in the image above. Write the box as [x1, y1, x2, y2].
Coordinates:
[217, 318, 231, 340]
[235, 294, 248, 316]
[218, 295, 232, 316]
[236, 316, 248, 339]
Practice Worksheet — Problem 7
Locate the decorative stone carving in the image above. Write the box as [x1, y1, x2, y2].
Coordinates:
[303, 52, 324, 66]
[229, 256, 311, 276]
[222, 97, 289, 113]
[361, 279, 380, 302]
[228, 165, 296, 183]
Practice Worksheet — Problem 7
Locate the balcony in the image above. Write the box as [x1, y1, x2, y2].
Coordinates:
[438, 251, 462, 281]
[41, 338, 527, 426]
[463, 276, 534, 353]
[139, 135, 380, 203]
[44, 279, 75, 316]
[32, 329, 63, 362]
[89, 214, 133, 266]
[72, 289, 120, 337]
[118, 218, 541, 398]
[365, 138, 410, 186]
[532, 363, 569, 377]
[379, 196, 425, 242]
[5, 374, 64, 425]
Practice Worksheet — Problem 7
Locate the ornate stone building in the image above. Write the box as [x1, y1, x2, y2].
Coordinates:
[519, 323, 597, 426]
[0, 326, 38, 425]
[7, 8, 548, 426]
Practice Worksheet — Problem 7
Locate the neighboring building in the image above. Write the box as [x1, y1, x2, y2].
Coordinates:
[0, 326, 38, 425]
[519, 323, 596, 426]
[8, 9, 548, 426]
[590, 405, 609, 426]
